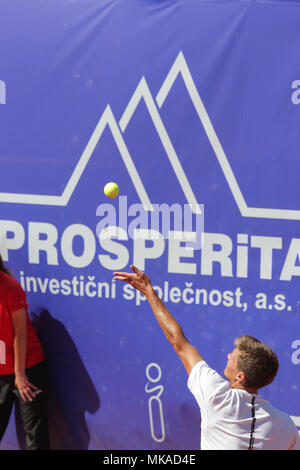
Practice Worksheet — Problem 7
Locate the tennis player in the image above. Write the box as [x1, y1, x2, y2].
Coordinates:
[113, 265, 300, 450]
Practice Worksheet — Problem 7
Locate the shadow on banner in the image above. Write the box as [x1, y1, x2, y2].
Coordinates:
[15, 309, 101, 450]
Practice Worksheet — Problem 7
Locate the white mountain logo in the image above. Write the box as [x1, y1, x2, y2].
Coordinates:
[0, 51, 299, 221]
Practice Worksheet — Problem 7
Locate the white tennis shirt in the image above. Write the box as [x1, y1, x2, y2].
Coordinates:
[188, 361, 300, 450]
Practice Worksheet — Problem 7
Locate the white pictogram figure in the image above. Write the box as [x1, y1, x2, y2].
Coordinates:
[145, 362, 166, 443]
[0, 340, 6, 364]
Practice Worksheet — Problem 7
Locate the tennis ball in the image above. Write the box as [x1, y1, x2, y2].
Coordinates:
[104, 182, 119, 198]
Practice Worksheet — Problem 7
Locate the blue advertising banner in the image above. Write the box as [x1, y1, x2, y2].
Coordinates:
[0, 0, 299, 450]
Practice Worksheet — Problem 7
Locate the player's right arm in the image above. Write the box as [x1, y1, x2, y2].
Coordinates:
[113, 265, 203, 375]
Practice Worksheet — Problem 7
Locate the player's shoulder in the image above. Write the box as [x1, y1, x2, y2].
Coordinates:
[188, 359, 208, 377]
[262, 399, 297, 430]
[189, 360, 229, 389]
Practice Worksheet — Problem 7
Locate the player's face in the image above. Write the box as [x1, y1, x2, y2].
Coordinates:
[224, 348, 240, 382]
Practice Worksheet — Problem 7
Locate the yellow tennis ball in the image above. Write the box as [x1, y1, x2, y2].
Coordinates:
[104, 182, 119, 198]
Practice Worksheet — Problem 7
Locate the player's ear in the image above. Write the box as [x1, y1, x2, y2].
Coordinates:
[236, 371, 246, 385]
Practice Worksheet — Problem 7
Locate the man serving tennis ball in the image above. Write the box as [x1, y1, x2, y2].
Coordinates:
[113, 265, 300, 450]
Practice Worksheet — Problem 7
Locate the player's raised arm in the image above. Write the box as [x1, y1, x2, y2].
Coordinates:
[113, 265, 203, 375]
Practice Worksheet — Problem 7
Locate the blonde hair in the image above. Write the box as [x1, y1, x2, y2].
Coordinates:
[234, 335, 279, 389]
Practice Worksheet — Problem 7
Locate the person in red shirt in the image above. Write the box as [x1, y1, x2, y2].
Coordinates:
[0, 255, 49, 450]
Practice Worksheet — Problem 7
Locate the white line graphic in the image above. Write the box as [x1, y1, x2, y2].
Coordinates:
[156, 52, 300, 221]
[0, 80, 6, 105]
[63, 105, 153, 211]
[0, 106, 153, 210]
[156, 52, 248, 218]
[120, 77, 201, 214]
[0, 51, 299, 220]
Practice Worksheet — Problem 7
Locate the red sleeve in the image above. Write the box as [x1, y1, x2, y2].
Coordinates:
[7, 281, 28, 315]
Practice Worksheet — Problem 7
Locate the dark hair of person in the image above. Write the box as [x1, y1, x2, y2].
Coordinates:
[0, 255, 11, 276]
